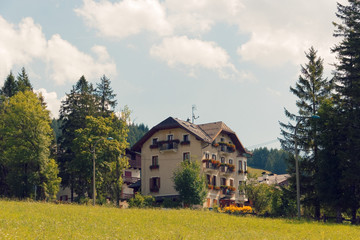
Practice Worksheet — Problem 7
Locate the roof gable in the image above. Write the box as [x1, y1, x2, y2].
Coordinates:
[131, 117, 211, 152]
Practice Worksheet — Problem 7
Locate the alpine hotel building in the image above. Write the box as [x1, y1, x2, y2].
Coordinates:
[131, 117, 250, 207]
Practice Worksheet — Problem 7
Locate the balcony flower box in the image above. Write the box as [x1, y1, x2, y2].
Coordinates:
[150, 165, 159, 170]
[227, 164, 235, 172]
[150, 144, 159, 149]
[214, 186, 220, 190]
[180, 141, 190, 145]
[208, 184, 214, 190]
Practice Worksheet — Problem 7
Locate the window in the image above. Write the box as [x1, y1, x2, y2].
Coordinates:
[221, 157, 225, 164]
[229, 159, 233, 165]
[183, 134, 189, 142]
[125, 171, 132, 177]
[206, 175, 211, 184]
[167, 134, 173, 141]
[220, 137, 224, 142]
[212, 176, 217, 186]
[212, 154, 216, 160]
[150, 177, 160, 192]
[152, 138, 158, 145]
[204, 152, 210, 159]
[221, 178, 226, 186]
[230, 179, 234, 187]
[183, 152, 190, 161]
[239, 160, 243, 171]
[152, 156, 158, 166]
[213, 199, 217, 206]
[244, 161, 247, 171]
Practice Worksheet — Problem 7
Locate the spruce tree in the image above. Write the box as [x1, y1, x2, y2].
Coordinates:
[16, 67, 32, 92]
[95, 75, 117, 116]
[279, 47, 331, 219]
[1, 72, 17, 98]
[332, 0, 360, 223]
[58, 76, 98, 201]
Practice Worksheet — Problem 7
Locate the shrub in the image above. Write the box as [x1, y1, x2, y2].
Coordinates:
[128, 193, 154, 208]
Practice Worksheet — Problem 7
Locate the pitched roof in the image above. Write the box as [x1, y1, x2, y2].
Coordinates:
[131, 117, 211, 152]
[198, 121, 248, 154]
[131, 117, 249, 154]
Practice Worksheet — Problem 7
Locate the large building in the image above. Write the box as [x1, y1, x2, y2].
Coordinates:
[132, 117, 250, 207]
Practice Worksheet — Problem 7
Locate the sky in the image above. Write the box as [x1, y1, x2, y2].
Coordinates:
[0, 0, 346, 150]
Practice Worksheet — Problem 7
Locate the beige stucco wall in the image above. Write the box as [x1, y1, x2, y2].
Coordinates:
[141, 128, 203, 196]
[140, 127, 248, 207]
[201, 132, 248, 207]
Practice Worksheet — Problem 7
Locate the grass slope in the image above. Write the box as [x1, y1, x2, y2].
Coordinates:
[0, 200, 359, 239]
[247, 166, 271, 177]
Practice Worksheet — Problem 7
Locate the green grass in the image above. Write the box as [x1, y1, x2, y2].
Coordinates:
[0, 200, 359, 239]
[247, 166, 271, 177]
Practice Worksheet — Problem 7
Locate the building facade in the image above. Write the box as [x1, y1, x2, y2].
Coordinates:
[132, 117, 250, 208]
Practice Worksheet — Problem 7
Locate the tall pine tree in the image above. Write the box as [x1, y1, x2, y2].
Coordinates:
[279, 47, 332, 219]
[332, 0, 360, 223]
[1, 72, 17, 98]
[58, 76, 98, 201]
[16, 67, 32, 92]
[95, 75, 117, 116]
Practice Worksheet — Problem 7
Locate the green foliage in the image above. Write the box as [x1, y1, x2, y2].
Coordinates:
[128, 193, 154, 208]
[172, 159, 207, 207]
[128, 123, 149, 147]
[95, 75, 117, 115]
[161, 198, 181, 208]
[241, 174, 296, 217]
[16, 67, 32, 92]
[248, 147, 289, 174]
[41, 159, 61, 201]
[331, 0, 360, 223]
[0, 91, 60, 199]
[242, 177, 272, 214]
[0, 72, 17, 98]
[279, 47, 332, 219]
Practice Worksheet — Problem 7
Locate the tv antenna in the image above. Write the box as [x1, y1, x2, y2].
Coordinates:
[192, 105, 199, 123]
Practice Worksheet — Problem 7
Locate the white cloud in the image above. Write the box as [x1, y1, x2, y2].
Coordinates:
[164, 0, 243, 35]
[35, 88, 62, 118]
[235, 0, 345, 68]
[0, 16, 116, 85]
[75, 0, 172, 39]
[0, 17, 46, 82]
[266, 87, 281, 97]
[46, 35, 116, 84]
[150, 36, 238, 79]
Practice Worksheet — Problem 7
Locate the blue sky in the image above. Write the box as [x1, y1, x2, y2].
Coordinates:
[0, 0, 345, 149]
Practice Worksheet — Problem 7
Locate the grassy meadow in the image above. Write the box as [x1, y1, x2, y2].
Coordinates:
[247, 166, 271, 177]
[0, 200, 359, 239]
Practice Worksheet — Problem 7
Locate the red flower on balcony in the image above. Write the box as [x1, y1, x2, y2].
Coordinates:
[150, 165, 159, 170]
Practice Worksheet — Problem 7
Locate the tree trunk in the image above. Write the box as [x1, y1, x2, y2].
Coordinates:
[336, 206, 342, 223]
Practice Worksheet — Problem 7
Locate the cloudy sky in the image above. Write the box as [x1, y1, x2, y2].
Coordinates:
[0, 0, 346, 149]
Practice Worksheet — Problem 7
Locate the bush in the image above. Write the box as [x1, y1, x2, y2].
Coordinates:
[222, 205, 253, 215]
[162, 198, 181, 208]
[128, 193, 154, 208]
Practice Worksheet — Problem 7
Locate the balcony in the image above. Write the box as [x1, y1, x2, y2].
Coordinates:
[220, 164, 235, 176]
[203, 159, 220, 173]
[159, 141, 179, 153]
[123, 176, 140, 184]
[150, 165, 159, 170]
[221, 186, 236, 197]
[213, 142, 236, 155]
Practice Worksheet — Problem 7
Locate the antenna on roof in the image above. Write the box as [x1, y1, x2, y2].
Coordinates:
[192, 105, 199, 123]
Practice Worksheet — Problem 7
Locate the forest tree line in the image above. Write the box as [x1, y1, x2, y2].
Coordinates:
[278, 1, 360, 223]
[0, 69, 148, 204]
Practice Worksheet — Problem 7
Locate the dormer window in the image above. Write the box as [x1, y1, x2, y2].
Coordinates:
[183, 134, 189, 142]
